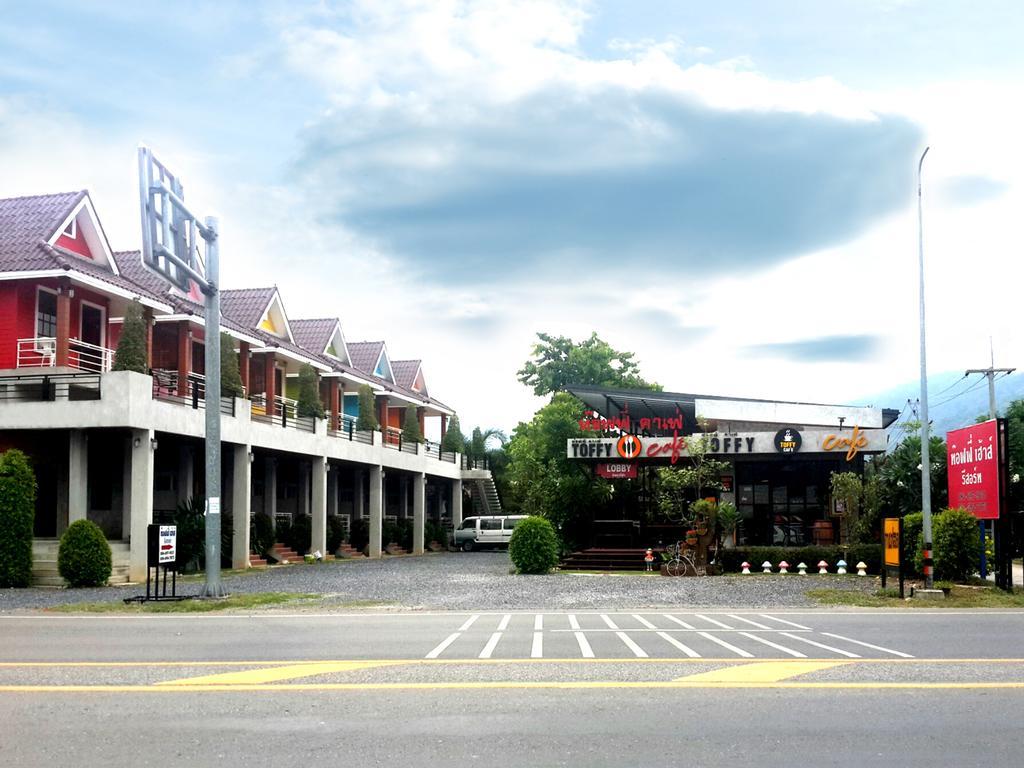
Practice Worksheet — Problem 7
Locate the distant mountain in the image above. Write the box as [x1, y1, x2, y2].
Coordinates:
[854, 370, 1024, 446]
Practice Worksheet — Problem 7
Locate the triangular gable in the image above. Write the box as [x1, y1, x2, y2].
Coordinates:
[323, 321, 351, 366]
[256, 290, 293, 342]
[412, 367, 427, 395]
[374, 344, 394, 382]
[47, 194, 118, 274]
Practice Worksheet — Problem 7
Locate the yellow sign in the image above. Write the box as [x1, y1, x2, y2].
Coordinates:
[884, 517, 900, 567]
[823, 425, 869, 461]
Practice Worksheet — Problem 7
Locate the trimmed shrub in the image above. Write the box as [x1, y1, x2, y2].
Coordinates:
[425, 520, 447, 547]
[296, 364, 325, 419]
[348, 518, 369, 551]
[932, 507, 981, 582]
[58, 520, 112, 587]
[382, 519, 400, 548]
[441, 414, 464, 453]
[508, 516, 559, 574]
[719, 545, 882, 575]
[0, 449, 37, 587]
[402, 404, 423, 443]
[285, 515, 312, 555]
[902, 512, 924, 577]
[356, 384, 378, 431]
[173, 497, 205, 572]
[112, 301, 148, 373]
[220, 333, 245, 398]
[327, 516, 346, 553]
[253, 512, 275, 558]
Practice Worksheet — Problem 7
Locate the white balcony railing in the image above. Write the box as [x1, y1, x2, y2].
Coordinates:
[16, 337, 114, 373]
[249, 393, 298, 419]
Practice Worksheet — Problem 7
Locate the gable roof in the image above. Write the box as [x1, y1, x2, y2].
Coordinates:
[291, 318, 339, 355]
[348, 341, 385, 374]
[1, 190, 88, 271]
[392, 360, 422, 391]
[220, 287, 278, 329]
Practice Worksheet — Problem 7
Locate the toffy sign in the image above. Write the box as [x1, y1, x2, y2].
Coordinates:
[568, 428, 886, 464]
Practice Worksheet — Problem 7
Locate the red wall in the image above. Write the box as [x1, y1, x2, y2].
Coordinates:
[54, 224, 93, 259]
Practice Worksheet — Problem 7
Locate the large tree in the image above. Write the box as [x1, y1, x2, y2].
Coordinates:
[505, 393, 612, 549]
[516, 332, 660, 397]
[878, 432, 948, 517]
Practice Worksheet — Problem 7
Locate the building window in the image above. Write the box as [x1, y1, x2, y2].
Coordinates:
[36, 289, 57, 338]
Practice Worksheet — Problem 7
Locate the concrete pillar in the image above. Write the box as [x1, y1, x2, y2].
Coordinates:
[369, 465, 383, 558]
[68, 430, 88, 525]
[55, 281, 71, 367]
[176, 320, 191, 396]
[327, 466, 338, 517]
[264, 353, 276, 417]
[298, 461, 310, 517]
[128, 428, 155, 583]
[231, 445, 251, 569]
[354, 469, 365, 518]
[311, 457, 327, 556]
[121, 436, 133, 541]
[413, 473, 425, 555]
[176, 444, 194, 506]
[328, 378, 340, 432]
[264, 457, 277, 528]
[452, 478, 463, 530]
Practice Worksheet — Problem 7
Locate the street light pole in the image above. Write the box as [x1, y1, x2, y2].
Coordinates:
[917, 146, 934, 590]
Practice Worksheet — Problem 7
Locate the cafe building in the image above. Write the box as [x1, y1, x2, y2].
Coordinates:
[565, 385, 899, 548]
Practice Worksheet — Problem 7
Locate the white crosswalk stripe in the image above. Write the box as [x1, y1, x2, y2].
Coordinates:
[423, 613, 912, 660]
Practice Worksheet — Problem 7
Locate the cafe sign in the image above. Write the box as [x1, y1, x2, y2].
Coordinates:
[947, 419, 1004, 520]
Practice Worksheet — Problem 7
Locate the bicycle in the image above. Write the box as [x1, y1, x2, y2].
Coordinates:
[663, 540, 701, 577]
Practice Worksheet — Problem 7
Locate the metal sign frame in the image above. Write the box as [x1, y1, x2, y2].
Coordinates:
[137, 146, 225, 599]
[880, 516, 904, 599]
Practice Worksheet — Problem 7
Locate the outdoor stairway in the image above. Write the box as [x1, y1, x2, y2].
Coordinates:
[559, 548, 661, 572]
[32, 538, 131, 586]
[469, 476, 503, 516]
[267, 543, 301, 564]
[336, 543, 365, 558]
[248, 553, 268, 567]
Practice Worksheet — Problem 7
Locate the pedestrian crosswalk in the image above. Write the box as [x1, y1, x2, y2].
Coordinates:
[424, 613, 914, 660]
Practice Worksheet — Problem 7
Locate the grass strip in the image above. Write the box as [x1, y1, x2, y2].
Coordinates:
[808, 586, 1024, 608]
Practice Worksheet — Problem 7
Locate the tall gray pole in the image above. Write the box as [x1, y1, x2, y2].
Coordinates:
[202, 216, 226, 598]
[917, 147, 934, 590]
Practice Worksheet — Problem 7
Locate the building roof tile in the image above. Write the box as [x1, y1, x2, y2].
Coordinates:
[348, 341, 385, 374]
[220, 287, 277, 329]
[291, 318, 338, 355]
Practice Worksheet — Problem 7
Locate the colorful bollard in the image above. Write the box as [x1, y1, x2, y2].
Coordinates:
[817, 560, 829, 574]
[856, 561, 868, 577]
[761, 561, 773, 574]
[836, 559, 848, 575]
[778, 560, 789, 574]
[741, 561, 751, 575]
[797, 562, 808, 575]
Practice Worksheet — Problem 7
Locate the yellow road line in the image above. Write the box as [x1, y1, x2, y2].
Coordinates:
[2, 681, 1024, 693]
[673, 660, 850, 683]
[2, 658, 1024, 667]
[158, 661, 404, 686]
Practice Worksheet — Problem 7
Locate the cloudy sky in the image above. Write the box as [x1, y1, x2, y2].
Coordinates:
[2, 0, 1021, 434]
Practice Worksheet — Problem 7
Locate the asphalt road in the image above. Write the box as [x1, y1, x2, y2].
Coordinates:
[2, 610, 1023, 767]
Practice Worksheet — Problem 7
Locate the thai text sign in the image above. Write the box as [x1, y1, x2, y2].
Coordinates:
[947, 420, 1002, 520]
[595, 462, 638, 479]
[883, 518, 900, 567]
[158, 525, 177, 565]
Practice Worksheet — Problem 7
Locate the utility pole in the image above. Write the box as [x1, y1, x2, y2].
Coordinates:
[966, 343, 1015, 420]
[917, 146, 934, 590]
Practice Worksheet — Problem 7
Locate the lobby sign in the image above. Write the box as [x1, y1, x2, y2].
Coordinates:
[595, 462, 638, 480]
[947, 420, 1002, 520]
[883, 517, 901, 567]
[567, 429, 887, 465]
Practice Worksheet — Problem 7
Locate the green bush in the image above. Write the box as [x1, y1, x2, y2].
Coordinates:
[441, 414, 465, 453]
[285, 515, 312, 555]
[112, 301, 148, 373]
[348, 518, 369, 550]
[401, 404, 423, 443]
[902, 512, 923, 577]
[58, 520, 112, 587]
[296, 364, 325, 419]
[253, 512, 275, 558]
[508, 516, 560, 574]
[932, 508, 981, 582]
[425, 521, 447, 547]
[382, 519, 400, 547]
[396, 518, 414, 551]
[173, 497, 205, 572]
[719, 545, 882, 574]
[0, 449, 37, 587]
[327, 516, 346, 553]
[356, 384, 378, 431]
[220, 333, 245, 398]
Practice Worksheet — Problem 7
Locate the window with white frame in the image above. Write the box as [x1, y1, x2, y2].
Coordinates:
[36, 288, 57, 338]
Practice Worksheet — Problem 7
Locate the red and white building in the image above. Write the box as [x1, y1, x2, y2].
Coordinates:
[0, 191, 498, 584]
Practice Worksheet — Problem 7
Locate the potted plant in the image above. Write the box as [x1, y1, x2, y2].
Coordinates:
[717, 501, 740, 548]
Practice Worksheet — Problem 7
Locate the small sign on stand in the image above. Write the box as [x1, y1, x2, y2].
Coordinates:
[124, 524, 189, 603]
[881, 517, 904, 599]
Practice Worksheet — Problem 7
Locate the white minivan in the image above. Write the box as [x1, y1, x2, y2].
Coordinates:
[453, 515, 527, 551]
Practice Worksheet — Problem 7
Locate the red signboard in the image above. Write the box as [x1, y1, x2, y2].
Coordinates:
[947, 420, 1002, 520]
[596, 462, 638, 480]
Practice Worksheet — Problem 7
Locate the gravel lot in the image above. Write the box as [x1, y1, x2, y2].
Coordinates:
[0, 551, 881, 612]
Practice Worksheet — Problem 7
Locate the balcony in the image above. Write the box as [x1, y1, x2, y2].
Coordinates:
[151, 369, 234, 415]
[17, 337, 115, 373]
[249, 393, 315, 432]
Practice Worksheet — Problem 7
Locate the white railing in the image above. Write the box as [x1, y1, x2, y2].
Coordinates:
[17, 337, 114, 373]
[250, 393, 298, 418]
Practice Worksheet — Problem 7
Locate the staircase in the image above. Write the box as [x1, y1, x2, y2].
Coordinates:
[469, 475, 503, 516]
[559, 548, 659, 572]
[32, 538, 131, 586]
[248, 553, 268, 567]
[267, 543, 301, 564]
[336, 543, 365, 558]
